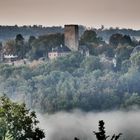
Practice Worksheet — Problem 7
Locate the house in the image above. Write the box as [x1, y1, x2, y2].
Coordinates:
[48, 25, 90, 60]
[48, 45, 71, 60]
[4, 54, 18, 62]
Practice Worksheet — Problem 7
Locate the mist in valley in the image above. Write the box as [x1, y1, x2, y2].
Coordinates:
[38, 110, 140, 140]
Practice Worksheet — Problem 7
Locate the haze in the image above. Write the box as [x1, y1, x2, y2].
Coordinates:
[39, 110, 140, 140]
[0, 0, 140, 29]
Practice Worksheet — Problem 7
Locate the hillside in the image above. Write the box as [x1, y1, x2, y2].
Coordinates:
[0, 51, 140, 113]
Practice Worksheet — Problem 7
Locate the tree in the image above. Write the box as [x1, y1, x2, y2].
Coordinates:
[80, 56, 101, 72]
[80, 30, 101, 45]
[0, 42, 2, 52]
[121, 59, 131, 73]
[3, 40, 16, 55]
[15, 34, 25, 59]
[109, 33, 123, 47]
[115, 44, 133, 69]
[93, 120, 122, 140]
[130, 52, 140, 70]
[116, 44, 133, 61]
[0, 95, 45, 140]
[28, 36, 36, 45]
[109, 33, 132, 48]
[27, 33, 64, 60]
[122, 35, 132, 45]
[123, 93, 140, 109]
[27, 36, 36, 52]
[93, 120, 109, 140]
[80, 30, 103, 55]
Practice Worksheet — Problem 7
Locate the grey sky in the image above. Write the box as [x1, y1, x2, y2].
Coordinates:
[0, 0, 140, 29]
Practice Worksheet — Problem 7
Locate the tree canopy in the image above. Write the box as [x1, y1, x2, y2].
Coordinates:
[109, 33, 133, 48]
[80, 30, 103, 45]
[0, 95, 45, 140]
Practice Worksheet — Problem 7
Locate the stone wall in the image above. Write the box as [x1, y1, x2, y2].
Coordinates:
[64, 25, 79, 51]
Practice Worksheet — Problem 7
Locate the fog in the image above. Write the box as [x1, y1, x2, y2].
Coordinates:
[38, 110, 140, 140]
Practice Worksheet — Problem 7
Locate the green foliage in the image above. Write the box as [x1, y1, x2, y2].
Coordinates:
[80, 30, 99, 45]
[80, 56, 101, 72]
[3, 40, 16, 55]
[115, 44, 133, 69]
[15, 34, 25, 59]
[109, 33, 133, 48]
[27, 33, 64, 60]
[115, 44, 133, 62]
[122, 93, 140, 109]
[119, 67, 140, 93]
[121, 60, 131, 73]
[3, 34, 27, 59]
[0, 48, 139, 113]
[80, 30, 103, 55]
[0, 27, 140, 114]
[0, 95, 45, 140]
[130, 52, 140, 70]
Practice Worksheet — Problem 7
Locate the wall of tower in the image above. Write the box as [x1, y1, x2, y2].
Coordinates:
[64, 25, 79, 51]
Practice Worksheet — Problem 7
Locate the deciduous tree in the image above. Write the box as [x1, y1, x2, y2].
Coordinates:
[0, 95, 45, 140]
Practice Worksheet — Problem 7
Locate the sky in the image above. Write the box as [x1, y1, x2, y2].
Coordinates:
[0, 0, 140, 29]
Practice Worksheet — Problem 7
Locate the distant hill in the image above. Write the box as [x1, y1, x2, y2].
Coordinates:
[96, 28, 140, 42]
[0, 25, 64, 42]
[0, 25, 140, 43]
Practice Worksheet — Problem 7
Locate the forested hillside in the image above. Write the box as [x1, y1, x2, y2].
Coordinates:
[0, 51, 140, 113]
[0, 27, 140, 114]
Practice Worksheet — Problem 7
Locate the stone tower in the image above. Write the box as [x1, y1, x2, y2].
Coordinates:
[64, 25, 79, 51]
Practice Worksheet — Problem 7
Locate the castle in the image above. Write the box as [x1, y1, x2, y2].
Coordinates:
[48, 24, 79, 59]
[48, 24, 89, 59]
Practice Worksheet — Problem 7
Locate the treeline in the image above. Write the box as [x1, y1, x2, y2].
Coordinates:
[1, 25, 140, 42]
[0, 49, 140, 113]
[97, 27, 140, 42]
[2, 28, 139, 61]
[0, 25, 63, 41]
[2, 33, 65, 60]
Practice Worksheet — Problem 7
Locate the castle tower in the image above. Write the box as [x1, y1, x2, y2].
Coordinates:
[64, 25, 79, 51]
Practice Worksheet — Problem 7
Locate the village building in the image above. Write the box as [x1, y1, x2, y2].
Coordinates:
[48, 25, 90, 60]
[48, 45, 71, 60]
[4, 54, 18, 63]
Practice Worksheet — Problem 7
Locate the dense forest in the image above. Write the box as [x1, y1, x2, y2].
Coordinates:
[0, 49, 140, 113]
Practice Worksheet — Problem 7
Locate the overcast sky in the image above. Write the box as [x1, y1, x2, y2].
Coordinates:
[0, 0, 140, 29]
